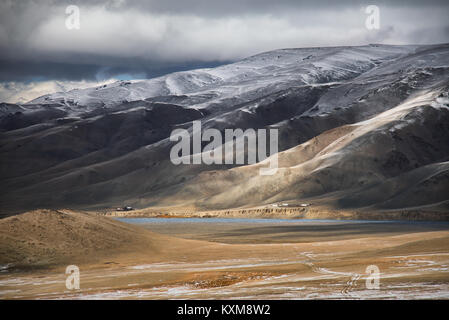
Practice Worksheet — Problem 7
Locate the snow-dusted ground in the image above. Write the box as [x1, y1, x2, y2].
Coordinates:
[2, 253, 449, 300]
[27, 45, 421, 113]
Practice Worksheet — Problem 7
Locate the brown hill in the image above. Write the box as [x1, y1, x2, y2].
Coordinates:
[0, 209, 210, 269]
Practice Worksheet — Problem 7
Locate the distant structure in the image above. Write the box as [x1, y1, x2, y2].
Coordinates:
[115, 206, 134, 211]
[270, 203, 311, 208]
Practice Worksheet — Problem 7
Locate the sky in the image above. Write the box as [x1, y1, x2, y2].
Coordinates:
[1, 0, 448, 103]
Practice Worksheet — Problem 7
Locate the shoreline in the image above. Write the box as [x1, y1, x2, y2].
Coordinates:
[97, 205, 449, 221]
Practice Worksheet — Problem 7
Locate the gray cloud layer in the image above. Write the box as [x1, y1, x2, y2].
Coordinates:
[0, 0, 448, 83]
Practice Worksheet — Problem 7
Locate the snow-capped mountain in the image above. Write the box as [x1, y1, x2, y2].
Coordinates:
[1, 43, 448, 216]
[29, 44, 417, 111]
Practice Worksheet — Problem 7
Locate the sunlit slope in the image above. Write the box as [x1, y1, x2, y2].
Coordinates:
[1, 44, 448, 215]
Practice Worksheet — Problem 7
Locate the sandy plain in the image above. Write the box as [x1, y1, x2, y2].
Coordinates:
[1, 210, 449, 299]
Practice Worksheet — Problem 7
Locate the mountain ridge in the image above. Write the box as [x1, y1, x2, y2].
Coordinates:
[1, 43, 448, 217]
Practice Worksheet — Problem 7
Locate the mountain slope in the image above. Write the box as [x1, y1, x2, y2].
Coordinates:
[1, 44, 448, 217]
[168, 89, 449, 210]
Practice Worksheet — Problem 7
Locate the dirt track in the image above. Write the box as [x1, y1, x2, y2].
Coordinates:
[1, 210, 449, 299]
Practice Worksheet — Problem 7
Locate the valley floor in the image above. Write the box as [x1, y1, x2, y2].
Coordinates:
[1, 215, 449, 299]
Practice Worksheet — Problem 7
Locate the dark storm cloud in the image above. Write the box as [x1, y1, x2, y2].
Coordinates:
[0, 0, 448, 87]
[80, 0, 449, 15]
[0, 58, 227, 82]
